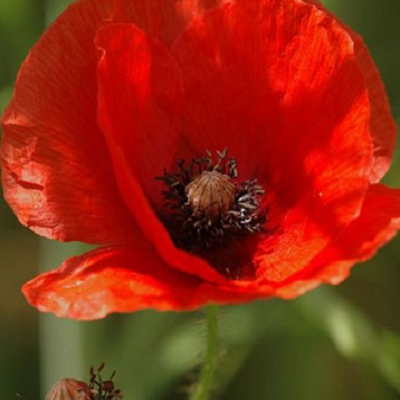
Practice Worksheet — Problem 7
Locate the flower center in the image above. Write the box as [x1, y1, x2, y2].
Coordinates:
[157, 149, 266, 278]
[185, 170, 236, 223]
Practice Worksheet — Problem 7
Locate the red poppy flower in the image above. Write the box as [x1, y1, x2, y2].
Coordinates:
[1, 0, 399, 320]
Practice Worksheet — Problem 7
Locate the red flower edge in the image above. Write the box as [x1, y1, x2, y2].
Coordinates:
[1, 0, 399, 319]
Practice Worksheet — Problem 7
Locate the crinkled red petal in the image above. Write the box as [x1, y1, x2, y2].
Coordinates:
[274, 184, 400, 298]
[351, 37, 397, 182]
[22, 245, 266, 320]
[112, 0, 222, 45]
[171, 0, 373, 282]
[0, 0, 140, 244]
[0, 0, 216, 244]
[95, 23, 184, 209]
[95, 23, 229, 284]
[302, 0, 397, 182]
[20, 183, 400, 318]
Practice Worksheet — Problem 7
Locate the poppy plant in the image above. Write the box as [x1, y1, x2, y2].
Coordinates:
[1, 0, 399, 320]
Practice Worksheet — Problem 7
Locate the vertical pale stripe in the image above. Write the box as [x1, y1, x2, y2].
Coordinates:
[39, 240, 85, 398]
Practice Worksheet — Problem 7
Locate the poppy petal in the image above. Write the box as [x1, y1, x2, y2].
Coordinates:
[171, 0, 371, 180]
[95, 22, 230, 283]
[95, 22, 184, 209]
[0, 0, 140, 244]
[0, 0, 220, 244]
[350, 38, 397, 183]
[112, 0, 223, 45]
[302, 0, 397, 182]
[275, 184, 400, 298]
[22, 245, 265, 319]
[172, 0, 373, 282]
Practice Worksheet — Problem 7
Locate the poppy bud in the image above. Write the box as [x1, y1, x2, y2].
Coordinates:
[45, 379, 91, 400]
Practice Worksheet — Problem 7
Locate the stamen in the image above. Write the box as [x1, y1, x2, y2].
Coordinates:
[157, 149, 266, 278]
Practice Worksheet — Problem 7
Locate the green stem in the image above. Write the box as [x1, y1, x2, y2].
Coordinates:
[191, 304, 219, 400]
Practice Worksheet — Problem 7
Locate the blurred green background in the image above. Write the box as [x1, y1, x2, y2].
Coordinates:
[1, 1, 400, 399]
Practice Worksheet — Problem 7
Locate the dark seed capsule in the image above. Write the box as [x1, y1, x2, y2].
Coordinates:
[185, 170, 236, 222]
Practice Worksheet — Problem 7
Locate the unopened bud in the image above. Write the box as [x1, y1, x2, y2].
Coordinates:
[45, 378, 91, 400]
